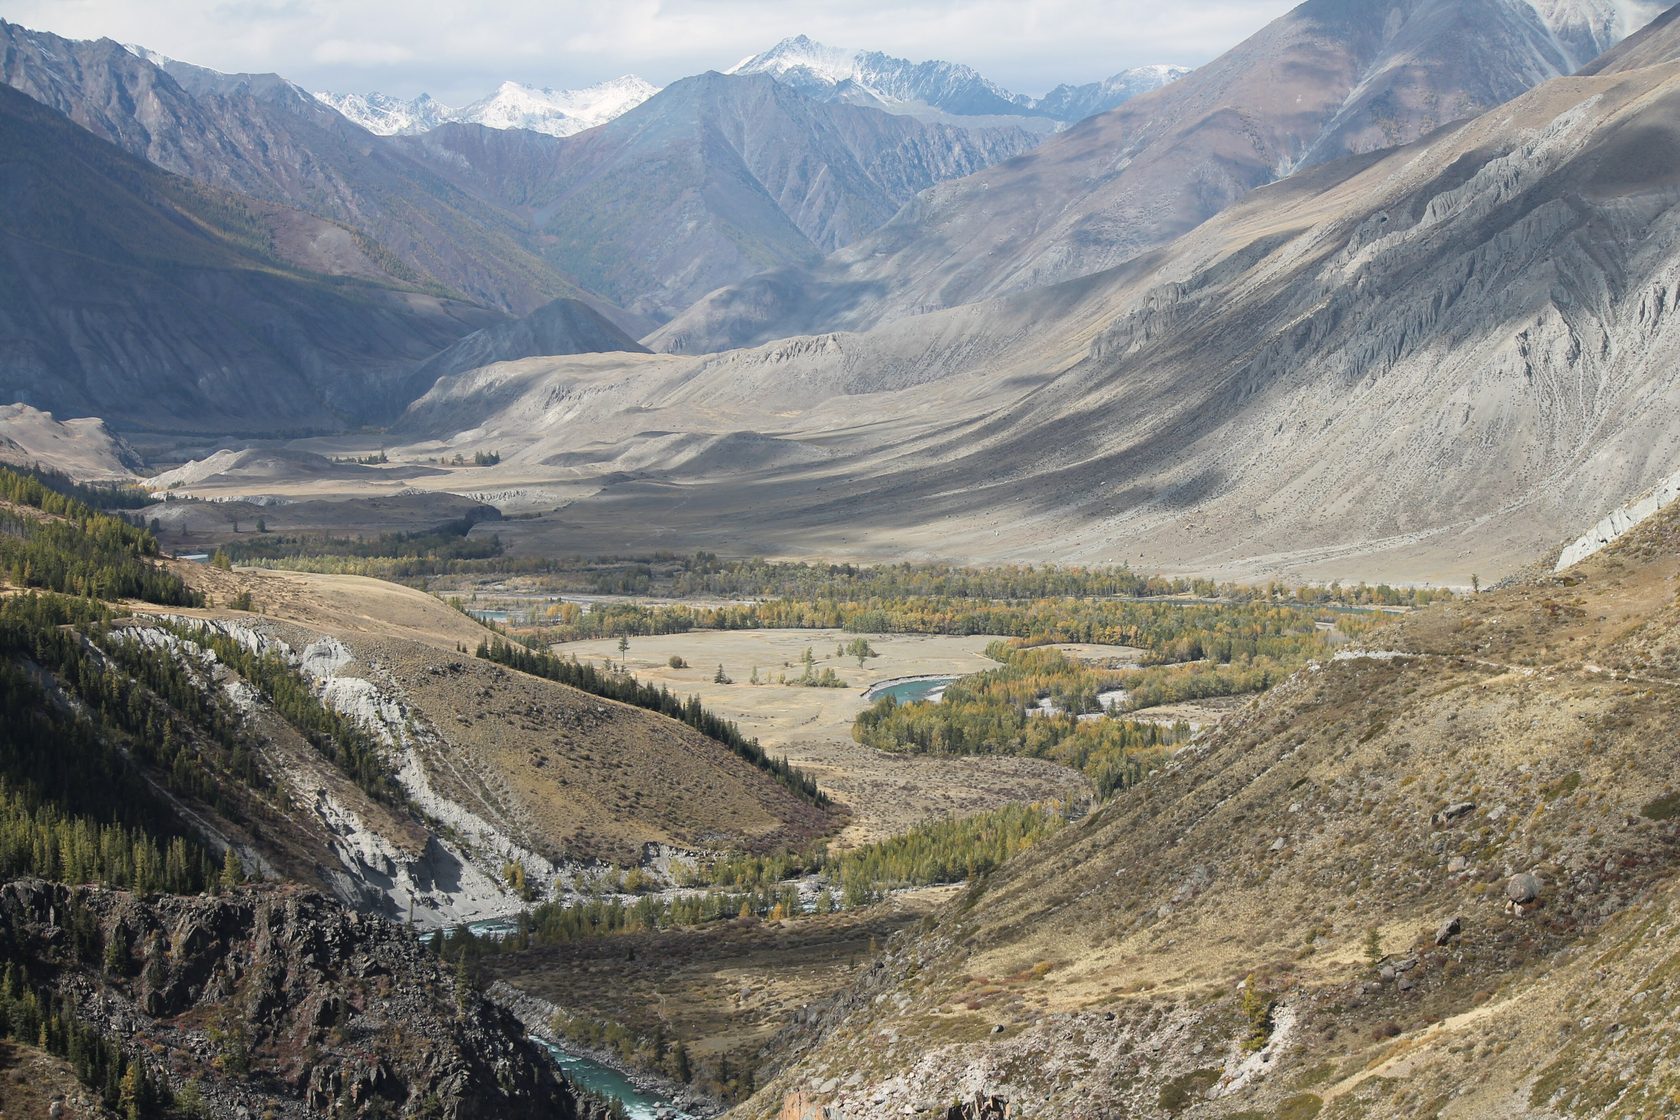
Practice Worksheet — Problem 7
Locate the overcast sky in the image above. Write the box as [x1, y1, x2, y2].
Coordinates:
[4, 0, 1300, 103]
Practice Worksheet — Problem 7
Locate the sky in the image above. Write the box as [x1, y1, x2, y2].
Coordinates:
[2, 0, 1300, 103]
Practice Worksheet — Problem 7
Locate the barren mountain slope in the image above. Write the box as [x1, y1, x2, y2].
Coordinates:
[652, 0, 1660, 354]
[410, 297, 650, 391]
[0, 403, 141, 479]
[0, 83, 498, 433]
[733, 473, 1680, 1120]
[392, 10, 1680, 587]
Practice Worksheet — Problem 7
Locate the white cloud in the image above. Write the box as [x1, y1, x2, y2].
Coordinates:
[2, 0, 1300, 103]
[312, 38, 413, 65]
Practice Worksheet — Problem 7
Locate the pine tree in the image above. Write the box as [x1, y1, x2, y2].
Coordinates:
[218, 847, 244, 891]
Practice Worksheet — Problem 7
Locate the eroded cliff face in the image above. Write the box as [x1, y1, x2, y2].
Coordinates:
[0, 879, 579, 1119]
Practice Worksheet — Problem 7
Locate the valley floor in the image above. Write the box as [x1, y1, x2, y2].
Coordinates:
[555, 629, 1092, 845]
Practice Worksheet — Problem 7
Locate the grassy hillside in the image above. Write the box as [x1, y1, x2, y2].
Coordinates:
[738, 501, 1680, 1119]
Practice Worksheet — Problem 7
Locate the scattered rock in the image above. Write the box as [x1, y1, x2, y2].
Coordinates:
[1447, 856, 1468, 874]
[1435, 915, 1463, 945]
[1270, 836, 1287, 852]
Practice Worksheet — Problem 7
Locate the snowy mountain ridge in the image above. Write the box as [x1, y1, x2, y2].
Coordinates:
[315, 75, 659, 137]
[728, 34, 1184, 122]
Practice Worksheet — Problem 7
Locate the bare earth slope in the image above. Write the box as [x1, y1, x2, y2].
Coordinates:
[734, 469, 1680, 1120]
[652, 0, 1660, 355]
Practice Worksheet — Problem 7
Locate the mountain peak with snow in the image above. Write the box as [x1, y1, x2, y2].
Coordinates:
[728, 35, 1184, 123]
[314, 75, 658, 137]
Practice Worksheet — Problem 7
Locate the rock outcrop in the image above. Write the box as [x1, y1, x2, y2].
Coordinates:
[0, 879, 580, 1119]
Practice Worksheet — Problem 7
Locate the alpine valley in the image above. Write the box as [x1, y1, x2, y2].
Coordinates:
[3, 2, 1680, 1119]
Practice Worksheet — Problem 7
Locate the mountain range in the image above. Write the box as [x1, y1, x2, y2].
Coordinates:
[317, 35, 1187, 143]
[3, 0, 1679, 588]
[726, 34, 1185, 121]
[396, 72, 1042, 320]
[655, 0, 1666, 353]
[392, 0, 1680, 590]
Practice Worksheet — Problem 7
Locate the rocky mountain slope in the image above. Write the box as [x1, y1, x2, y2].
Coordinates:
[409, 2, 1680, 587]
[654, 0, 1662, 354]
[0, 21, 592, 316]
[0, 82, 498, 433]
[0, 878, 585, 1118]
[401, 72, 1042, 321]
[737, 469, 1680, 1119]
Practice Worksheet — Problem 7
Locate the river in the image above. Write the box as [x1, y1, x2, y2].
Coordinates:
[863, 675, 957, 704]
[537, 1038, 698, 1119]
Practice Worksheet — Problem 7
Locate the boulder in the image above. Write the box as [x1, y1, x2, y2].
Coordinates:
[1507, 873, 1542, 905]
[1435, 915, 1462, 946]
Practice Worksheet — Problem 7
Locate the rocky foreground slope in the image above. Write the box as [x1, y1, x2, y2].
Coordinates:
[0, 878, 588, 1118]
[738, 497, 1680, 1119]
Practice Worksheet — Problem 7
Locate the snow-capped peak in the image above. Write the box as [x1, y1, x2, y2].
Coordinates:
[314, 90, 452, 135]
[458, 75, 659, 137]
[728, 35, 857, 83]
[1523, 0, 1667, 68]
[314, 75, 659, 137]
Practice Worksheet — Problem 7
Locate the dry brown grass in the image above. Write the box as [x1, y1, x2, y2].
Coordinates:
[730, 505, 1680, 1118]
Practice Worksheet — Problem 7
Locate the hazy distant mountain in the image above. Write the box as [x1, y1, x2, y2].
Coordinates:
[1035, 64, 1191, 121]
[654, 0, 1664, 354]
[0, 22, 594, 315]
[317, 76, 659, 138]
[0, 83, 496, 433]
[400, 72, 1042, 321]
[727, 34, 1183, 123]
